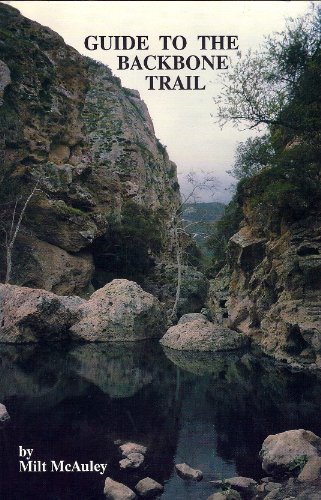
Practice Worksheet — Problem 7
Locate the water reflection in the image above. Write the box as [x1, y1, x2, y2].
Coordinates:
[0, 342, 320, 499]
[163, 347, 321, 478]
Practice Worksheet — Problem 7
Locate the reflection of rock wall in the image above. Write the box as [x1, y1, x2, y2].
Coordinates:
[0, 341, 181, 499]
[0, 4, 180, 294]
[163, 346, 321, 477]
[2, 341, 321, 496]
[71, 343, 160, 398]
[0, 344, 89, 406]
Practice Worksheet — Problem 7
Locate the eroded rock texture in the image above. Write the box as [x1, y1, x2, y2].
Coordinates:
[208, 174, 321, 366]
[0, 4, 180, 294]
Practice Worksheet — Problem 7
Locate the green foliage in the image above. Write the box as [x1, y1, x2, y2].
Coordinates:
[182, 201, 225, 254]
[214, 4, 321, 132]
[239, 143, 321, 225]
[229, 135, 275, 180]
[206, 198, 242, 275]
[156, 138, 167, 155]
[206, 5, 321, 272]
[182, 202, 225, 225]
[288, 454, 308, 474]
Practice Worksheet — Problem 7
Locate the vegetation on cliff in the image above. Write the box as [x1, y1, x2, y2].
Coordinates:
[205, 5, 321, 366]
[208, 4, 321, 272]
[0, 3, 181, 293]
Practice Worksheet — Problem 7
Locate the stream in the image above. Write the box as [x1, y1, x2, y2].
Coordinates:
[0, 341, 320, 499]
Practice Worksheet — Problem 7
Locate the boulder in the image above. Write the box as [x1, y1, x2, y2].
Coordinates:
[298, 457, 321, 482]
[264, 481, 282, 492]
[135, 477, 163, 497]
[160, 317, 249, 351]
[104, 478, 136, 500]
[0, 284, 84, 343]
[120, 442, 147, 457]
[214, 476, 257, 495]
[10, 234, 94, 296]
[177, 313, 208, 324]
[211, 477, 257, 497]
[207, 491, 241, 500]
[71, 280, 166, 341]
[175, 463, 203, 481]
[263, 490, 281, 499]
[260, 429, 321, 475]
[119, 453, 144, 470]
[0, 403, 10, 423]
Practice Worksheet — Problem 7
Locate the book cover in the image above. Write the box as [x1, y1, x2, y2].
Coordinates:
[0, 1, 320, 499]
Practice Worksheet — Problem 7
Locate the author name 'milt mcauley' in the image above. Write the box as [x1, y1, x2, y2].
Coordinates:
[19, 446, 108, 475]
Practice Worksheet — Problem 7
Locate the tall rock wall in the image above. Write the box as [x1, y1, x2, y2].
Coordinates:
[0, 4, 180, 294]
[219, 176, 321, 366]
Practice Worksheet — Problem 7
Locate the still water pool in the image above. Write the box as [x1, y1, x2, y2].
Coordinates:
[0, 342, 320, 499]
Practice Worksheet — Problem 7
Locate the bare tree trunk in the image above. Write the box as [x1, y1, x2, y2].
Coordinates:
[5, 244, 12, 284]
[4, 182, 38, 284]
[171, 223, 182, 321]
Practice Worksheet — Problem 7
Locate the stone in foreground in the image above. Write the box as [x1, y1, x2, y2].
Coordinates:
[120, 442, 147, 457]
[71, 280, 166, 341]
[260, 429, 321, 474]
[175, 463, 203, 481]
[160, 316, 249, 351]
[221, 476, 257, 495]
[0, 403, 10, 423]
[104, 477, 136, 500]
[135, 477, 163, 497]
[119, 453, 144, 470]
[207, 490, 241, 500]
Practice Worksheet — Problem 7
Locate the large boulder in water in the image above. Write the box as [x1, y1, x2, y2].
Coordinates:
[71, 279, 166, 341]
[0, 284, 83, 343]
[260, 429, 321, 475]
[160, 315, 249, 351]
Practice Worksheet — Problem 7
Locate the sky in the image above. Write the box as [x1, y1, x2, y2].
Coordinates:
[5, 1, 314, 202]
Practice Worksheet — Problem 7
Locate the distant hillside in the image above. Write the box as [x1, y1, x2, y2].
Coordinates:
[182, 202, 225, 244]
[183, 202, 225, 223]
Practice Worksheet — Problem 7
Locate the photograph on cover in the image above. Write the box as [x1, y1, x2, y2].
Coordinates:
[0, 1, 320, 499]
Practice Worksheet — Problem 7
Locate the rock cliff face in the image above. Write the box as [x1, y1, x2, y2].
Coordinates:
[211, 176, 321, 367]
[0, 4, 180, 294]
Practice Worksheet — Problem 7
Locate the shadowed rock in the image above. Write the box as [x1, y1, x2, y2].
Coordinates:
[0, 403, 10, 423]
[135, 477, 163, 497]
[0, 284, 83, 342]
